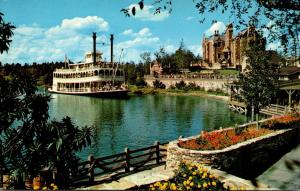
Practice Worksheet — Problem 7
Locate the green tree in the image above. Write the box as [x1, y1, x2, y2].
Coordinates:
[154, 47, 176, 74]
[0, 71, 93, 189]
[237, 43, 279, 115]
[0, 12, 15, 53]
[173, 39, 196, 70]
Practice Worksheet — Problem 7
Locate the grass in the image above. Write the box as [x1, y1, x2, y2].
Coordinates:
[216, 69, 239, 76]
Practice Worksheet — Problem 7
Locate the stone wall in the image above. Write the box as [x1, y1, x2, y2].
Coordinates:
[166, 125, 300, 179]
[144, 77, 233, 94]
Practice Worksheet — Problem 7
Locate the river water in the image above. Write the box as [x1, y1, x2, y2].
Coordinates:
[48, 94, 247, 159]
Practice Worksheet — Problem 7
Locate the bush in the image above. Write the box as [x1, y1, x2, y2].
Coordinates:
[149, 162, 226, 190]
[135, 77, 147, 87]
[175, 80, 186, 90]
[153, 79, 166, 89]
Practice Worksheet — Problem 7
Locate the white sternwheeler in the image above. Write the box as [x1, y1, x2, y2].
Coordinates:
[48, 33, 129, 98]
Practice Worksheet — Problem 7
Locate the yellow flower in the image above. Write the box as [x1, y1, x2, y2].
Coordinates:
[212, 181, 217, 186]
[202, 173, 207, 179]
[183, 174, 187, 177]
[170, 183, 177, 190]
[150, 184, 153, 188]
[203, 182, 208, 188]
[190, 182, 194, 187]
[197, 184, 201, 188]
[192, 171, 197, 175]
[208, 182, 211, 186]
[183, 181, 187, 186]
[33, 186, 40, 190]
[209, 174, 213, 179]
[53, 186, 58, 190]
[42, 187, 48, 190]
[186, 186, 191, 190]
[186, 180, 190, 185]
[50, 183, 55, 187]
[188, 167, 193, 170]
[189, 176, 193, 181]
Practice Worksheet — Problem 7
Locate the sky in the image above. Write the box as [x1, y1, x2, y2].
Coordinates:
[0, 0, 278, 64]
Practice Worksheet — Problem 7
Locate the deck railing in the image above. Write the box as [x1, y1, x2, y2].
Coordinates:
[70, 141, 168, 184]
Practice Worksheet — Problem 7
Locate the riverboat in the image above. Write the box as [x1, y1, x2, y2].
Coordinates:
[48, 33, 129, 98]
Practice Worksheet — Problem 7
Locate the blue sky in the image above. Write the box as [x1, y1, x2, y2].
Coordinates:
[0, 0, 277, 64]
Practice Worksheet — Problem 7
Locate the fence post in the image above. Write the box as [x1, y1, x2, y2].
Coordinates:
[125, 147, 130, 173]
[155, 141, 160, 165]
[88, 155, 95, 183]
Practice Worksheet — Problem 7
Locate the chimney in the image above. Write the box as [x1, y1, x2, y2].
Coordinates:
[93, 32, 96, 64]
[110, 34, 114, 63]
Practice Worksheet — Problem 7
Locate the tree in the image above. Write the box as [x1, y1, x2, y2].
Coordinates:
[0, 70, 93, 189]
[173, 40, 196, 70]
[154, 47, 176, 74]
[122, 1, 299, 54]
[0, 12, 15, 54]
[237, 43, 279, 116]
[140, 52, 152, 75]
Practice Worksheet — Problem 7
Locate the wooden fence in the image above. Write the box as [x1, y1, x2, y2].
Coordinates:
[70, 141, 168, 184]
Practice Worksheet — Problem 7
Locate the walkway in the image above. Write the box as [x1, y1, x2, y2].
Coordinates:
[257, 143, 300, 190]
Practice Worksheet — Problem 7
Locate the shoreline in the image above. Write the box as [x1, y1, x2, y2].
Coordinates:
[128, 87, 229, 101]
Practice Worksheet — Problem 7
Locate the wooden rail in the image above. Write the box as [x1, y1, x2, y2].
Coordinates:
[70, 141, 168, 184]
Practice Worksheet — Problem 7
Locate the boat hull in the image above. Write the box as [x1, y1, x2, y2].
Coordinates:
[48, 89, 130, 98]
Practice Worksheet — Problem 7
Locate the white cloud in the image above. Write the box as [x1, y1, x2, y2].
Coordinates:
[186, 16, 194, 21]
[128, 4, 170, 21]
[0, 16, 109, 63]
[205, 21, 226, 36]
[188, 45, 202, 57]
[121, 29, 133, 35]
[164, 44, 176, 53]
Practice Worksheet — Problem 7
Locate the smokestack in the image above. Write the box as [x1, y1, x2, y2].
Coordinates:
[110, 34, 114, 63]
[93, 32, 96, 64]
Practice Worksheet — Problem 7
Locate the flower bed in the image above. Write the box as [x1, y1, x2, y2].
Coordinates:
[166, 115, 300, 179]
[179, 115, 300, 151]
[179, 126, 273, 150]
[149, 162, 227, 190]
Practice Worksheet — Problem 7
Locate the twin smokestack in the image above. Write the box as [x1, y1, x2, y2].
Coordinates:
[92, 32, 114, 64]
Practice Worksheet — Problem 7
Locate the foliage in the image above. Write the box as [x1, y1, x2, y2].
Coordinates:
[122, 0, 300, 54]
[0, 71, 93, 189]
[179, 126, 273, 150]
[149, 162, 226, 190]
[261, 114, 300, 130]
[0, 12, 15, 54]
[154, 47, 177, 74]
[175, 80, 186, 90]
[153, 79, 166, 89]
[135, 76, 147, 87]
[237, 43, 279, 114]
[173, 40, 197, 70]
[0, 62, 65, 86]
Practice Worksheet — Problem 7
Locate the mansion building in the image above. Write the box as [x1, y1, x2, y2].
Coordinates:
[202, 23, 265, 71]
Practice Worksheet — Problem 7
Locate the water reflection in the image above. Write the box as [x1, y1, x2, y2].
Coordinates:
[48, 94, 247, 159]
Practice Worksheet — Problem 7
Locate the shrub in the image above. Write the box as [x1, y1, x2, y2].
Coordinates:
[135, 77, 147, 87]
[175, 80, 186, 90]
[149, 162, 226, 190]
[153, 79, 166, 89]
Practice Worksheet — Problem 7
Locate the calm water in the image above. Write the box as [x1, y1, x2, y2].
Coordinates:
[48, 94, 247, 159]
